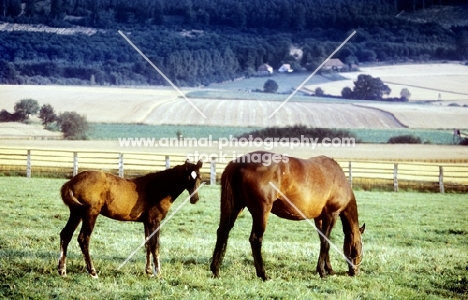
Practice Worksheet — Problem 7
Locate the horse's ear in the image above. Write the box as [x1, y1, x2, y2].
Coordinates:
[185, 158, 190, 164]
[359, 223, 365, 234]
[196, 160, 203, 168]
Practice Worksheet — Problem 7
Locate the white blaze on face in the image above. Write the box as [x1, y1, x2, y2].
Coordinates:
[191, 171, 197, 180]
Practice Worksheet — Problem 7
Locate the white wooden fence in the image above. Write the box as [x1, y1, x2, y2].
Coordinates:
[1, 147, 468, 192]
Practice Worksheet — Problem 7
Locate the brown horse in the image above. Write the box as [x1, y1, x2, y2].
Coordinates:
[58, 159, 203, 278]
[210, 151, 364, 280]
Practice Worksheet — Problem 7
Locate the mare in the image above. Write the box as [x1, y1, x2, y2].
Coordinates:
[58, 159, 203, 278]
[210, 151, 364, 280]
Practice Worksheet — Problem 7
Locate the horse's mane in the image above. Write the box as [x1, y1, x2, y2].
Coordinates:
[132, 165, 187, 202]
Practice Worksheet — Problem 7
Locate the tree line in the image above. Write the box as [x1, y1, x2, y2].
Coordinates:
[0, 0, 467, 86]
[0, 99, 89, 139]
[1, 0, 466, 29]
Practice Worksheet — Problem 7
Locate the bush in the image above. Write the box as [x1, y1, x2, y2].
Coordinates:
[315, 87, 325, 96]
[387, 135, 422, 144]
[57, 112, 89, 140]
[263, 79, 278, 93]
[39, 104, 57, 127]
[14, 99, 40, 122]
[0, 109, 23, 122]
[237, 125, 358, 142]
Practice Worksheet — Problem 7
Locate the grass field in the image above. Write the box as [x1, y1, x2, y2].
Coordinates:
[88, 124, 457, 145]
[0, 177, 467, 299]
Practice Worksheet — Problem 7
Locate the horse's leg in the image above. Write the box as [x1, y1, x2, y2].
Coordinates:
[144, 223, 153, 276]
[314, 213, 337, 278]
[77, 212, 99, 278]
[249, 211, 270, 281]
[146, 221, 162, 277]
[58, 210, 82, 276]
[323, 214, 337, 275]
[210, 204, 244, 277]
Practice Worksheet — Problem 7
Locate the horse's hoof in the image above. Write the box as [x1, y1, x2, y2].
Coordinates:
[89, 270, 98, 279]
[211, 270, 220, 278]
[58, 270, 67, 277]
[259, 274, 270, 281]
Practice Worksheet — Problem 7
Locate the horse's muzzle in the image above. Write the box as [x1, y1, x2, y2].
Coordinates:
[190, 194, 199, 204]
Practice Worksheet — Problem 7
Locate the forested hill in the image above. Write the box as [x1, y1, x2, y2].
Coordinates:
[1, 0, 467, 87]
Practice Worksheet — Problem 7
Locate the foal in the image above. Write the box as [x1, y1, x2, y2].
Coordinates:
[58, 159, 203, 277]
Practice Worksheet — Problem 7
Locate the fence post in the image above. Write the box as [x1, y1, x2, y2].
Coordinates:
[210, 157, 216, 185]
[348, 161, 352, 187]
[26, 150, 31, 178]
[393, 163, 398, 192]
[73, 152, 78, 176]
[439, 166, 445, 194]
[118, 153, 124, 178]
[165, 155, 170, 169]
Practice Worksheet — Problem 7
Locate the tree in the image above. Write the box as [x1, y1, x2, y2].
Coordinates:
[50, 0, 64, 18]
[263, 79, 278, 93]
[0, 60, 17, 84]
[456, 30, 468, 60]
[39, 104, 57, 127]
[14, 99, 40, 122]
[57, 112, 89, 140]
[352, 74, 390, 100]
[6, 0, 22, 17]
[341, 86, 353, 99]
[315, 87, 325, 96]
[400, 88, 411, 101]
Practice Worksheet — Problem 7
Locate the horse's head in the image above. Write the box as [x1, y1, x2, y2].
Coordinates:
[345, 223, 365, 276]
[184, 159, 203, 204]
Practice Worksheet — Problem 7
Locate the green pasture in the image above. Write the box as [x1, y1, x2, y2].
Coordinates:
[88, 124, 260, 140]
[0, 177, 467, 299]
[89, 123, 456, 145]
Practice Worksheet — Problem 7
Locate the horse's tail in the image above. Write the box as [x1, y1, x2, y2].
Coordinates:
[60, 180, 84, 207]
[220, 162, 236, 224]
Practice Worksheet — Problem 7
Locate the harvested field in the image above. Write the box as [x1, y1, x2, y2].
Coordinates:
[144, 99, 404, 128]
[0, 122, 62, 140]
[303, 63, 468, 102]
[1, 63, 468, 129]
[355, 103, 468, 129]
[0, 85, 178, 123]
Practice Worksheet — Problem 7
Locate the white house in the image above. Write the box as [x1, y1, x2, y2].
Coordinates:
[278, 64, 293, 73]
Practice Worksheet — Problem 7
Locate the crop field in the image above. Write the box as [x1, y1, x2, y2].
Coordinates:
[1, 63, 468, 129]
[0, 177, 467, 299]
[142, 99, 404, 128]
[0, 85, 179, 123]
[303, 63, 468, 102]
[355, 103, 468, 129]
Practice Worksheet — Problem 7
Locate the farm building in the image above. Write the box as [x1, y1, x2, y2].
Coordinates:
[278, 64, 293, 73]
[257, 63, 274, 76]
[321, 58, 345, 71]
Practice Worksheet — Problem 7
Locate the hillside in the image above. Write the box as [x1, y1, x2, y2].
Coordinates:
[302, 63, 468, 102]
[2, 62, 468, 129]
[399, 5, 468, 28]
[1, 1, 466, 87]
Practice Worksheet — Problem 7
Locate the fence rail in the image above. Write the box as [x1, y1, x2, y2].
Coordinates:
[1, 147, 468, 192]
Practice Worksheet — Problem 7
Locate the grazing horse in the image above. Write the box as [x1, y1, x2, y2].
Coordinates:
[58, 159, 203, 278]
[210, 151, 364, 280]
